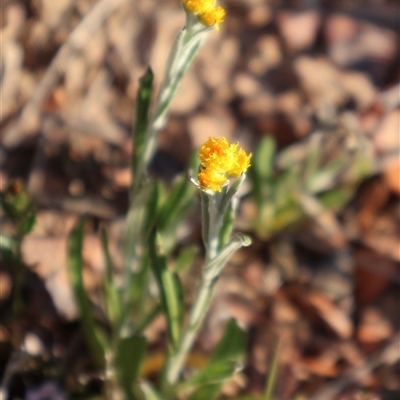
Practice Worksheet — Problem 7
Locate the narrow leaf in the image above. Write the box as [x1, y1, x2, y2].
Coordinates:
[68, 217, 107, 369]
[200, 191, 210, 248]
[120, 254, 151, 332]
[185, 319, 247, 400]
[218, 200, 234, 250]
[217, 174, 245, 218]
[133, 68, 154, 178]
[100, 226, 121, 328]
[185, 360, 237, 388]
[264, 339, 282, 400]
[140, 381, 166, 400]
[149, 231, 183, 350]
[249, 136, 276, 205]
[19, 208, 36, 235]
[174, 246, 197, 273]
[0, 232, 16, 263]
[124, 180, 159, 267]
[115, 335, 146, 399]
[205, 233, 251, 281]
[254, 136, 276, 181]
[157, 174, 196, 232]
[319, 186, 354, 210]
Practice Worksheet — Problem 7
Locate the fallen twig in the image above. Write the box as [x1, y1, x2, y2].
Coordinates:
[3, 0, 128, 148]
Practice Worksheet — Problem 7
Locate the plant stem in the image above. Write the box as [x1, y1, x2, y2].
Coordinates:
[165, 191, 221, 385]
[165, 274, 214, 385]
[135, 25, 205, 189]
[164, 188, 223, 385]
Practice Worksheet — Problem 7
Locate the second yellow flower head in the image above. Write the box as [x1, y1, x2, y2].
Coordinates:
[198, 137, 251, 192]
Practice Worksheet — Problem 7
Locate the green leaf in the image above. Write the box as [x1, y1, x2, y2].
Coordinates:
[133, 68, 154, 180]
[120, 254, 151, 333]
[248, 136, 276, 205]
[200, 175, 246, 255]
[264, 340, 282, 400]
[200, 190, 210, 248]
[187, 380, 225, 400]
[68, 217, 107, 369]
[157, 174, 193, 231]
[270, 201, 304, 234]
[0, 232, 16, 263]
[156, 173, 197, 254]
[217, 174, 245, 217]
[205, 233, 251, 281]
[185, 319, 247, 400]
[211, 318, 247, 363]
[100, 226, 121, 328]
[1, 181, 37, 236]
[305, 155, 348, 193]
[218, 200, 234, 250]
[136, 303, 162, 334]
[301, 143, 321, 187]
[319, 186, 354, 210]
[148, 231, 183, 350]
[174, 246, 198, 273]
[115, 335, 146, 400]
[18, 208, 36, 235]
[0, 181, 31, 220]
[186, 359, 237, 387]
[100, 226, 114, 284]
[140, 382, 166, 400]
[253, 136, 276, 181]
[124, 179, 159, 267]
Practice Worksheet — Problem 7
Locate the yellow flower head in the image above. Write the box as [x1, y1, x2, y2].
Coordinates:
[198, 168, 227, 192]
[198, 137, 252, 192]
[182, 0, 225, 29]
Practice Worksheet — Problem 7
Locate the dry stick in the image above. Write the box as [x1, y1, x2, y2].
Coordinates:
[3, 0, 128, 148]
[1, 41, 24, 123]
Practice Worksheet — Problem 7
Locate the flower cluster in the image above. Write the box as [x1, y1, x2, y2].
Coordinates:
[182, 0, 225, 29]
[198, 137, 251, 192]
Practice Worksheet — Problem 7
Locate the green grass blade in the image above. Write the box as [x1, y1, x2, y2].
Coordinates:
[115, 334, 147, 400]
[133, 68, 154, 179]
[174, 246, 197, 273]
[149, 231, 183, 350]
[254, 136, 276, 181]
[264, 339, 282, 400]
[67, 217, 107, 369]
[124, 180, 159, 268]
[140, 381, 166, 400]
[100, 226, 121, 328]
[156, 173, 195, 232]
[100, 225, 114, 283]
[119, 254, 151, 333]
[249, 136, 276, 204]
